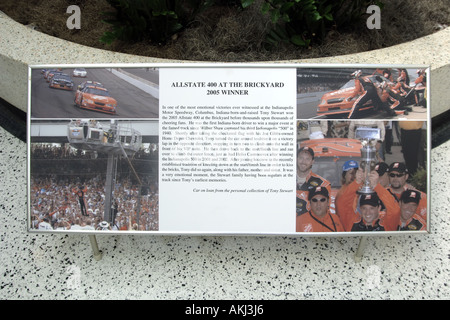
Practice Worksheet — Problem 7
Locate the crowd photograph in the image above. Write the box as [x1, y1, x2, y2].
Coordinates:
[29, 121, 159, 232]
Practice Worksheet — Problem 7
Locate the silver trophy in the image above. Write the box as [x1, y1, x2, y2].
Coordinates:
[355, 127, 380, 195]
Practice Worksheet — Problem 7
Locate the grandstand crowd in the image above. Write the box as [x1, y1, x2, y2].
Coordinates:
[297, 82, 343, 94]
[30, 143, 159, 231]
[31, 143, 159, 160]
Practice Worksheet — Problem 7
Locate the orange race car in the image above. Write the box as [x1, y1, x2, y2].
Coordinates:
[298, 138, 362, 213]
[317, 75, 389, 117]
[317, 72, 410, 118]
[49, 74, 74, 91]
[74, 84, 117, 114]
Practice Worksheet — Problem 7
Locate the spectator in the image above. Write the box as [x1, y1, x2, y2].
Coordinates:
[399, 121, 424, 175]
[55, 220, 71, 230]
[374, 162, 390, 188]
[335, 160, 359, 229]
[70, 218, 83, 230]
[38, 217, 53, 230]
[384, 121, 393, 155]
[82, 219, 95, 230]
[96, 221, 112, 231]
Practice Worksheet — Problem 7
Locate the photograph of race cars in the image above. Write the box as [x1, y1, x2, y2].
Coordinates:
[297, 68, 428, 120]
[29, 119, 159, 232]
[31, 67, 159, 119]
[296, 119, 428, 233]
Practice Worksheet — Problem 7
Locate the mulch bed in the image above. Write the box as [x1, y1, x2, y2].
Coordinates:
[1, 0, 449, 61]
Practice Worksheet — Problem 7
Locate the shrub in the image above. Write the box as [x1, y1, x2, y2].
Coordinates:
[409, 168, 427, 193]
[101, 0, 215, 45]
[241, 0, 384, 47]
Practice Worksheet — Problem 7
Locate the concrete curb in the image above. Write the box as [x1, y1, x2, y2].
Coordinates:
[0, 11, 448, 117]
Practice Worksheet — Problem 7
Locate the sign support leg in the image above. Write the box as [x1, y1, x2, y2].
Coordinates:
[89, 235, 103, 261]
[354, 236, 368, 262]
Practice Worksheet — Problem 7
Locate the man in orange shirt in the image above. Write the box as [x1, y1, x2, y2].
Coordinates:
[336, 169, 400, 231]
[387, 162, 427, 221]
[413, 69, 427, 107]
[296, 146, 331, 217]
[296, 186, 344, 233]
[348, 70, 396, 118]
[397, 189, 427, 231]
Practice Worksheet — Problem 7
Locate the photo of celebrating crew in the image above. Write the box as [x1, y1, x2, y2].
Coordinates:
[297, 67, 428, 120]
[30, 67, 159, 118]
[295, 119, 428, 233]
[29, 119, 159, 232]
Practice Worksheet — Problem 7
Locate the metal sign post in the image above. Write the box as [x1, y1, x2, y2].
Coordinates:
[88, 235, 103, 261]
[354, 237, 369, 262]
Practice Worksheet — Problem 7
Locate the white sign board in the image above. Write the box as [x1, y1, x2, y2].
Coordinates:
[27, 64, 430, 236]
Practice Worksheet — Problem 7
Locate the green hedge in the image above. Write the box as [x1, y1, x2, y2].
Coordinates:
[101, 0, 215, 44]
[100, 0, 383, 48]
[242, 0, 384, 47]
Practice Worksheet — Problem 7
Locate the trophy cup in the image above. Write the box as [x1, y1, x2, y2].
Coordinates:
[355, 127, 380, 195]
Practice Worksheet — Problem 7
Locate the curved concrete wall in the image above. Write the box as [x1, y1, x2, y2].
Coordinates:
[1, 11, 449, 117]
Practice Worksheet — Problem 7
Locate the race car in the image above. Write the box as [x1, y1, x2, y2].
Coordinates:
[297, 138, 362, 213]
[49, 74, 74, 90]
[317, 75, 387, 117]
[74, 84, 117, 114]
[46, 70, 64, 82]
[43, 69, 56, 79]
[73, 68, 87, 77]
[317, 73, 410, 118]
[77, 80, 105, 91]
